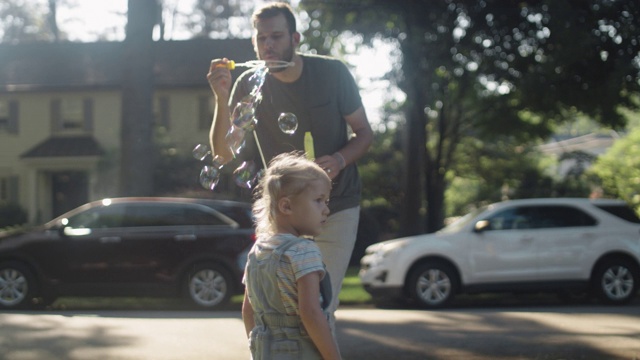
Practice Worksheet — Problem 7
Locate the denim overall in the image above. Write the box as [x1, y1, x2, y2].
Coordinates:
[247, 235, 332, 360]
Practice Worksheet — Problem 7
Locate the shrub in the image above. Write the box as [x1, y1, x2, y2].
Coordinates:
[0, 203, 28, 229]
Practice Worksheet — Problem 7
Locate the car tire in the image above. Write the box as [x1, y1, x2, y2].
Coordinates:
[407, 261, 459, 309]
[0, 262, 39, 310]
[592, 258, 639, 305]
[185, 263, 233, 309]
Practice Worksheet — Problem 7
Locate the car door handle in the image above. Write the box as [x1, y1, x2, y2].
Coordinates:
[174, 234, 197, 241]
[100, 236, 121, 243]
[520, 236, 534, 242]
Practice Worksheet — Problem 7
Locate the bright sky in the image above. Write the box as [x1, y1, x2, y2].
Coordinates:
[57, 0, 128, 42]
[55, 0, 399, 127]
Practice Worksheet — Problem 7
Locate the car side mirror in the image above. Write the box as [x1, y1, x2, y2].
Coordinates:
[474, 220, 490, 233]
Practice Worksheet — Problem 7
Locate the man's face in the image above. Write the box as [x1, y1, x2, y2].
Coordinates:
[253, 13, 298, 72]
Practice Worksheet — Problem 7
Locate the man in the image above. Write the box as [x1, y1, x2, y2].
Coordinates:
[207, 2, 372, 329]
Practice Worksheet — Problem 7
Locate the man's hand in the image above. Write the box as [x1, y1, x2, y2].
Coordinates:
[207, 58, 233, 99]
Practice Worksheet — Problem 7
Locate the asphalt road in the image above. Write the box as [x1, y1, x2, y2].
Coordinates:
[1, 299, 640, 360]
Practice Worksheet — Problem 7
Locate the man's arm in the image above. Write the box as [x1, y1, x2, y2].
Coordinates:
[207, 58, 234, 162]
[315, 106, 373, 179]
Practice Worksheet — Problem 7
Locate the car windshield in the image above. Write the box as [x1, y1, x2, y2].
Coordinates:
[438, 206, 487, 234]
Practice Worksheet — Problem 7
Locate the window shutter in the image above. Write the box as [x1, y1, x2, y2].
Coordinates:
[8, 176, 19, 203]
[8, 100, 19, 134]
[83, 98, 94, 132]
[51, 99, 62, 132]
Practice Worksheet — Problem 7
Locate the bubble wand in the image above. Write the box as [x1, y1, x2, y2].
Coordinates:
[253, 132, 268, 170]
[217, 60, 294, 70]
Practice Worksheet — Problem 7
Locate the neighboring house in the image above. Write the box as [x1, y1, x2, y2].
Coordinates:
[0, 39, 254, 223]
[537, 131, 619, 178]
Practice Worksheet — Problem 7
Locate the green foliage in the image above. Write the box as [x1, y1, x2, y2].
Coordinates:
[359, 127, 404, 209]
[590, 127, 640, 207]
[300, 0, 640, 232]
[0, 0, 54, 43]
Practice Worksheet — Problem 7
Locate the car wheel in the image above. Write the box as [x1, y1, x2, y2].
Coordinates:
[185, 263, 232, 309]
[407, 261, 458, 308]
[592, 258, 639, 305]
[0, 262, 38, 309]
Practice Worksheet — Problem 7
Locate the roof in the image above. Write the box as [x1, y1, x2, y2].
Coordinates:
[0, 38, 254, 92]
[20, 135, 104, 158]
[537, 132, 619, 156]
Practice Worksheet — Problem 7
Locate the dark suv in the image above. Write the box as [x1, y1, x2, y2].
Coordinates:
[0, 197, 255, 310]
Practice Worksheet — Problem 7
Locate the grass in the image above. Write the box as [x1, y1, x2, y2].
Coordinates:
[50, 267, 371, 310]
[338, 266, 372, 305]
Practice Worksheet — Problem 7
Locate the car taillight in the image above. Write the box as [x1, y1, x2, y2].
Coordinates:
[251, 233, 257, 242]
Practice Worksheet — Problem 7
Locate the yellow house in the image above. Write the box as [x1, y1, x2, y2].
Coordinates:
[0, 39, 254, 224]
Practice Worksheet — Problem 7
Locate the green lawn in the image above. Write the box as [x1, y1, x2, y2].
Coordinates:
[51, 267, 371, 310]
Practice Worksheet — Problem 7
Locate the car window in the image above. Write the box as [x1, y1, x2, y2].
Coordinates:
[486, 205, 596, 231]
[595, 205, 640, 224]
[122, 203, 229, 227]
[65, 204, 127, 228]
[525, 206, 597, 228]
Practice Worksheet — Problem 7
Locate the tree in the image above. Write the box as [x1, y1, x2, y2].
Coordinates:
[300, 0, 640, 234]
[0, 0, 51, 43]
[591, 126, 640, 208]
[170, 0, 255, 39]
[119, 0, 159, 196]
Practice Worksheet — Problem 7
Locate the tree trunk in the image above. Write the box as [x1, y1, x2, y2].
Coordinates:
[119, 0, 157, 196]
[399, 6, 426, 237]
[47, 0, 59, 41]
[425, 168, 446, 233]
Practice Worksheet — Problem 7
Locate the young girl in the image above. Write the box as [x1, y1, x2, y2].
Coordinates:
[242, 152, 342, 360]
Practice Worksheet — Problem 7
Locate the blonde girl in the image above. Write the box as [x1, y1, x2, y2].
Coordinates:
[242, 152, 341, 359]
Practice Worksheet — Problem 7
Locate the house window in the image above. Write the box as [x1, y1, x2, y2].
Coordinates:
[199, 96, 214, 130]
[51, 98, 93, 134]
[0, 99, 19, 134]
[0, 176, 18, 203]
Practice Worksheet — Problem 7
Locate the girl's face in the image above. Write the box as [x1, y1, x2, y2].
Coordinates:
[279, 179, 331, 237]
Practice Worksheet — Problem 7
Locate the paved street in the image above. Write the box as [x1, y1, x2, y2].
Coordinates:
[1, 302, 640, 360]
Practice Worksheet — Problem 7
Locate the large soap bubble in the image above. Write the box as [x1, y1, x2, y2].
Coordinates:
[231, 98, 257, 131]
[225, 125, 247, 155]
[233, 160, 260, 189]
[198, 155, 225, 191]
[192, 143, 211, 161]
[278, 112, 298, 135]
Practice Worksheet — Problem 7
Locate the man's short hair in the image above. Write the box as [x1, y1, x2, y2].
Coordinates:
[252, 2, 297, 34]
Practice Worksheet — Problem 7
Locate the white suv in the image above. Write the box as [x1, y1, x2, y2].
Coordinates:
[360, 198, 640, 308]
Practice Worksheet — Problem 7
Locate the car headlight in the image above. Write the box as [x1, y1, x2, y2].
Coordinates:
[363, 241, 406, 267]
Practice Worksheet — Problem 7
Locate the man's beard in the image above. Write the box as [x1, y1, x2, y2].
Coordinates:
[265, 42, 294, 73]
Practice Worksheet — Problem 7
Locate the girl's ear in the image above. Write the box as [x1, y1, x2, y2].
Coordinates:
[278, 197, 293, 215]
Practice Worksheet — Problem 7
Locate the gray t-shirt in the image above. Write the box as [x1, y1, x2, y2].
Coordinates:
[230, 54, 363, 213]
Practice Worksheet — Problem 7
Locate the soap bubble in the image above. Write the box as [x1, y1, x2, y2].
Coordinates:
[199, 166, 220, 190]
[278, 112, 298, 135]
[225, 125, 246, 155]
[199, 155, 225, 191]
[192, 144, 211, 161]
[232, 99, 257, 131]
[248, 67, 268, 96]
[233, 160, 259, 189]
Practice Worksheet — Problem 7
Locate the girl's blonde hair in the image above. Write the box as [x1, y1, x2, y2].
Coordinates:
[253, 152, 331, 238]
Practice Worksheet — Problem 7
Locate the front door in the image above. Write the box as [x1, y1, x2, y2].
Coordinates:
[52, 171, 88, 217]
